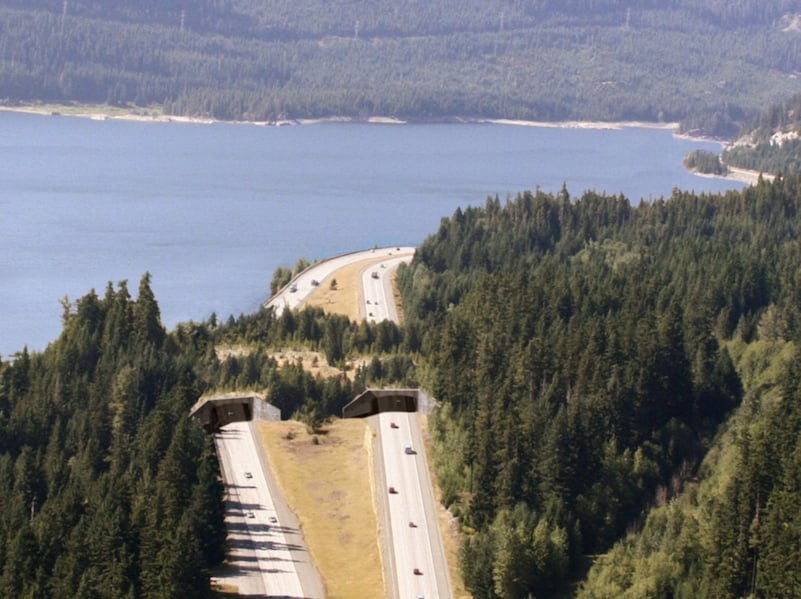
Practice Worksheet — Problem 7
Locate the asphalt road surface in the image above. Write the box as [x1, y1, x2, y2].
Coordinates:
[376, 411, 452, 599]
[361, 253, 410, 323]
[214, 421, 323, 598]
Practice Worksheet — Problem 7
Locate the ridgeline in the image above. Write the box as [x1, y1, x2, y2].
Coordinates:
[1, 0, 800, 136]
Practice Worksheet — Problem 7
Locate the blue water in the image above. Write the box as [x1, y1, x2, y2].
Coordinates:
[0, 112, 743, 356]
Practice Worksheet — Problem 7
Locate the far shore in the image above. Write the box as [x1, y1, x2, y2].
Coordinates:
[0, 103, 680, 131]
[1, 102, 766, 185]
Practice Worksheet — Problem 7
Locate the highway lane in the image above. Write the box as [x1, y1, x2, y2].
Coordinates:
[378, 411, 449, 599]
[265, 246, 415, 316]
[361, 253, 410, 323]
[214, 421, 321, 598]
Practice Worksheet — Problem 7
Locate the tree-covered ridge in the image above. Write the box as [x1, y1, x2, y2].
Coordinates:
[0, 275, 227, 597]
[1, 1, 800, 135]
[577, 336, 801, 598]
[397, 175, 801, 597]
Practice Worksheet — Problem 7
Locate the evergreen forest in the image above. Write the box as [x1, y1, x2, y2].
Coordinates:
[395, 176, 801, 597]
[2, 0, 801, 136]
[4, 174, 801, 596]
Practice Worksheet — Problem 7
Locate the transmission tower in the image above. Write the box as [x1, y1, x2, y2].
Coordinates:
[60, 0, 67, 35]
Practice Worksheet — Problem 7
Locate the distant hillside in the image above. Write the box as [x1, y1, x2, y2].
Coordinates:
[721, 92, 801, 174]
[1, 0, 801, 135]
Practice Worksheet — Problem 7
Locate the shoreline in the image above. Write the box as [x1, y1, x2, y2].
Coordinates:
[0, 103, 681, 132]
[691, 165, 771, 185]
[1, 102, 765, 185]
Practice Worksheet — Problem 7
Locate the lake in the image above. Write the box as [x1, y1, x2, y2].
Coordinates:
[0, 112, 744, 357]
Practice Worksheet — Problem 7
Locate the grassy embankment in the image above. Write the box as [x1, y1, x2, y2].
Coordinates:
[258, 419, 384, 599]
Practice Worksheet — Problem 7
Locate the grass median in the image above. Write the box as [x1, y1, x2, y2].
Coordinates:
[257, 419, 384, 599]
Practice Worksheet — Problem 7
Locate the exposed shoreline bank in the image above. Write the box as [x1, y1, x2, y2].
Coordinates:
[0, 103, 762, 185]
[0, 103, 679, 131]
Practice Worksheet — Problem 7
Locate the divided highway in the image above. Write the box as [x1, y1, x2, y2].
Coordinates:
[264, 246, 415, 316]
[214, 244, 452, 598]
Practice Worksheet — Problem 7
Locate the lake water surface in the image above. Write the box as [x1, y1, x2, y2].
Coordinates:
[0, 112, 744, 356]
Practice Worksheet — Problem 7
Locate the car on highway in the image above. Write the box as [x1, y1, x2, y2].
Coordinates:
[371, 271, 379, 279]
[390, 421, 398, 429]
[409, 521, 417, 528]
[247, 511, 255, 519]
[404, 444, 416, 455]
[269, 516, 278, 523]
[413, 568, 422, 575]
[310, 279, 319, 286]
[244, 472, 253, 479]
[388, 486, 398, 494]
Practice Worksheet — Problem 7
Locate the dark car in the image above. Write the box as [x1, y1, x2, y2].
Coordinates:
[388, 486, 398, 494]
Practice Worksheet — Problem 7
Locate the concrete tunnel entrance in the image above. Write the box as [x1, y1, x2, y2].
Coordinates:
[341, 388, 437, 419]
[189, 392, 281, 433]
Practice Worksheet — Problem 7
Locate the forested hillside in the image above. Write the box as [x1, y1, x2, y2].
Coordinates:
[577, 334, 801, 598]
[0, 276, 228, 597]
[397, 175, 801, 597]
[0, 272, 416, 596]
[5, 175, 801, 597]
[1, 0, 800, 135]
[721, 91, 801, 175]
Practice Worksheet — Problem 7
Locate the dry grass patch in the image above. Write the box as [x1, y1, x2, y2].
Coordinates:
[270, 349, 368, 382]
[257, 420, 384, 599]
[303, 256, 390, 321]
[271, 349, 342, 378]
[215, 344, 252, 361]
